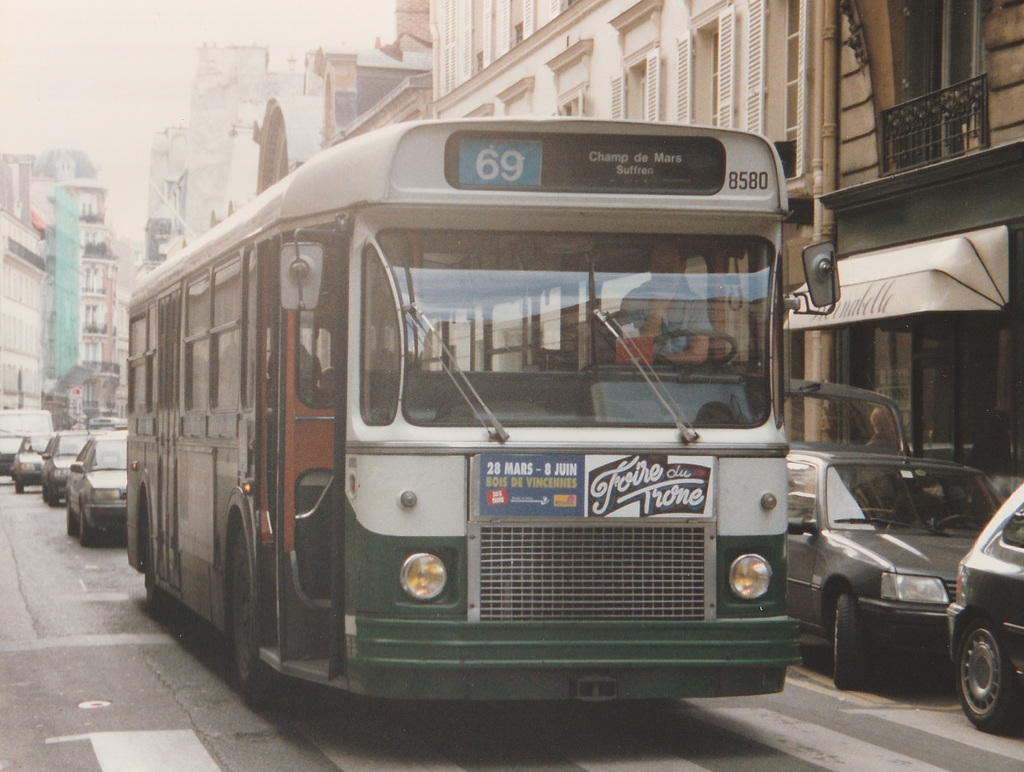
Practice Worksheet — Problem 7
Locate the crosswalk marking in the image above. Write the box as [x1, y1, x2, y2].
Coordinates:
[851, 707, 1024, 762]
[692, 706, 950, 772]
[574, 755, 712, 771]
[48, 731, 220, 772]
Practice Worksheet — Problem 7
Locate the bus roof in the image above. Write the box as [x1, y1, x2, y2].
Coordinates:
[134, 119, 787, 305]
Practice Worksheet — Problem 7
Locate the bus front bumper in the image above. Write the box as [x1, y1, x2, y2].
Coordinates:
[343, 616, 800, 700]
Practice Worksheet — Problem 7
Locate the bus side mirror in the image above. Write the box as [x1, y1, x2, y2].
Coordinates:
[281, 242, 324, 311]
[801, 242, 839, 310]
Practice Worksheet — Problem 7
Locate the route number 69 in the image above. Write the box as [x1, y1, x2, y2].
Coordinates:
[476, 147, 526, 183]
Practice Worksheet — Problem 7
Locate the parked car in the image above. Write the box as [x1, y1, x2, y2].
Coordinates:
[11, 433, 52, 493]
[65, 430, 128, 546]
[40, 430, 92, 506]
[0, 409, 53, 477]
[948, 483, 1024, 734]
[787, 448, 1001, 690]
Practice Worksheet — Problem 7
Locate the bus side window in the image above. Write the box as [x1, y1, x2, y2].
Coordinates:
[211, 258, 242, 410]
[184, 273, 211, 414]
[360, 245, 400, 425]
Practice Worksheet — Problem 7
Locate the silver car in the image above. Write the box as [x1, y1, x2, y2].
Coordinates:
[66, 431, 128, 547]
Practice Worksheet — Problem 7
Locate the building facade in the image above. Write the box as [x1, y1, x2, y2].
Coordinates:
[430, 0, 827, 303]
[0, 207, 46, 410]
[790, 0, 1024, 493]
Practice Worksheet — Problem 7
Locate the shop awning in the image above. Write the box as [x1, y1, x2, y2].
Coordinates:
[788, 225, 1009, 329]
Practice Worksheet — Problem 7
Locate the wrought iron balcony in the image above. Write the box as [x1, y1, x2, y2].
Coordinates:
[881, 74, 988, 174]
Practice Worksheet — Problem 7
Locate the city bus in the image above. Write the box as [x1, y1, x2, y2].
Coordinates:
[127, 118, 834, 703]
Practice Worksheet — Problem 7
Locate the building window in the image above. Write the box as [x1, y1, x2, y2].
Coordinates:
[902, 0, 981, 100]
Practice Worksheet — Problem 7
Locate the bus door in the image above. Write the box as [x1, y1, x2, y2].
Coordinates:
[156, 291, 181, 592]
[274, 235, 347, 665]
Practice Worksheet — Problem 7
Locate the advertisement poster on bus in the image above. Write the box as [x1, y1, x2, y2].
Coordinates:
[479, 454, 714, 518]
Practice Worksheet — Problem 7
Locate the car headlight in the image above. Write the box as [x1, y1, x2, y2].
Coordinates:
[729, 554, 772, 599]
[400, 553, 447, 600]
[91, 488, 124, 501]
[880, 572, 948, 604]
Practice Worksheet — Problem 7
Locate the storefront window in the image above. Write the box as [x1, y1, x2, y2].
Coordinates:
[848, 313, 1013, 494]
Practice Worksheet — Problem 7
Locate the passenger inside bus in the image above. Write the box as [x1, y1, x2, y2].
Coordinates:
[617, 240, 710, 366]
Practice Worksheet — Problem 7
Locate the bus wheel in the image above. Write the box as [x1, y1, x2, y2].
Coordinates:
[229, 535, 274, 705]
[833, 592, 872, 691]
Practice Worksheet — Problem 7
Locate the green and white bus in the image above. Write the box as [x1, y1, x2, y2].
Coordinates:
[127, 118, 831, 702]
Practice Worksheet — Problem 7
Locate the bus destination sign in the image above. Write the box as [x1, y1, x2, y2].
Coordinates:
[449, 132, 725, 195]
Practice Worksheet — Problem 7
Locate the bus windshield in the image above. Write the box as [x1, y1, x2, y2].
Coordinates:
[375, 230, 774, 429]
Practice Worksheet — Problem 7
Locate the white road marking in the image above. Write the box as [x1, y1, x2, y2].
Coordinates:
[849, 706, 1024, 761]
[47, 731, 220, 772]
[303, 723, 465, 772]
[0, 632, 174, 653]
[575, 755, 712, 771]
[695, 706, 949, 772]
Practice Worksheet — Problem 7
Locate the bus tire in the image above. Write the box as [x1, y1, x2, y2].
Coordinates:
[833, 592, 872, 691]
[956, 618, 1024, 734]
[140, 507, 169, 616]
[229, 534, 275, 705]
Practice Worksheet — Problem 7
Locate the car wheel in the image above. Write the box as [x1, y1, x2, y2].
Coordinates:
[957, 618, 1024, 734]
[42, 484, 50, 505]
[79, 506, 94, 547]
[66, 499, 78, 537]
[14, 478, 24, 494]
[229, 534, 275, 705]
[833, 592, 873, 690]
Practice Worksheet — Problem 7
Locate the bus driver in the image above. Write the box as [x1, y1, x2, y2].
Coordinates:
[619, 240, 710, 365]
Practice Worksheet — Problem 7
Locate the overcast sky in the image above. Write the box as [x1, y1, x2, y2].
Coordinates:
[0, 0, 398, 243]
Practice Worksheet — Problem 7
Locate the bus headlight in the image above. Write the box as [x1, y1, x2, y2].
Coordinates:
[729, 554, 772, 599]
[400, 553, 447, 600]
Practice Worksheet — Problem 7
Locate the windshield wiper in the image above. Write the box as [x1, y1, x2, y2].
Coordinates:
[403, 302, 509, 443]
[593, 308, 699, 444]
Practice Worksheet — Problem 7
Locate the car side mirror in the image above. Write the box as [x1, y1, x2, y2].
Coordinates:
[788, 518, 819, 536]
[70, 461, 84, 474]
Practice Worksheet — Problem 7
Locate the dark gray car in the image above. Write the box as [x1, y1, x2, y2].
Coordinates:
[787, 448, 1000, 690]
[948, 484, 1024, 734]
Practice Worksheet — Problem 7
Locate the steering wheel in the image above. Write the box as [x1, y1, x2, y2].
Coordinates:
[654, 329, 738, 365]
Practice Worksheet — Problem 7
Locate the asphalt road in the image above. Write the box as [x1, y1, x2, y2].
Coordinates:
[1, 477, 1022, 771]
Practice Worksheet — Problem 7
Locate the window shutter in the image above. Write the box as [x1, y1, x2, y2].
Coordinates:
[610, 75, 624, 119]
[524, 0, 535, 39]
[458, 0, 473, 81]
[746, 0, 766, 133]
[549, 0, 561, 22]
[443, 0, 457, 93]
[498, 0, 511, 56]
[796, 0, 808, 176]
[676, 33, 691, 124]
[482, 0, 493, 67]
[645, 48, 661, 122]
[717, 7, 735, 129]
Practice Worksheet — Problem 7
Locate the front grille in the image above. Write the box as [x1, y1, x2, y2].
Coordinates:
[474, 522, 707, 621]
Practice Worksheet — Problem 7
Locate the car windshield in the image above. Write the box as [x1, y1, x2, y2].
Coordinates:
[371, 230, 774, 429]
[60, 435, 90, 457]
[23, 435, 50, 452]
[826, 463, 999, 533]
[91, 440, 126, 471]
